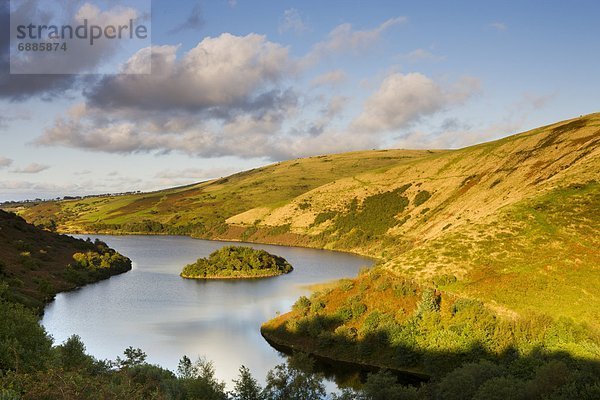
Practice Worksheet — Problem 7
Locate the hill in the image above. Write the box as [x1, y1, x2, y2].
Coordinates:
[12, 113, 600, 390]
[0, 210, 131, 310]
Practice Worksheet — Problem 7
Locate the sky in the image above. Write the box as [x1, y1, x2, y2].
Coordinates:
[0, 0, 599, 201]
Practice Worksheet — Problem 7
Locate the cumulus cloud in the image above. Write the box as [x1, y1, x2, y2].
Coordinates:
[279, 8, 308, 34]
[290, 95, 349, 137]
[87, 33, 291, 112]
[0, 0, 148, 99]
[311, 69, 347, 87]
[11, 163, 50, 174]
[0, 156, 13, 168]
[33, 18, 481, 161]
[35, 33, 303, 158]
[302, 17, 407, 66]
[392, 118, 520, 150]
[351, 72, 480, 134]
[168, 2, 204, 34]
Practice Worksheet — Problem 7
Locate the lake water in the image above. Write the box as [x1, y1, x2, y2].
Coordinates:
[42, 235, 372, 388]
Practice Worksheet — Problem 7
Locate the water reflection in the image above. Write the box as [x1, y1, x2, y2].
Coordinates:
[42, 235, 372, 388]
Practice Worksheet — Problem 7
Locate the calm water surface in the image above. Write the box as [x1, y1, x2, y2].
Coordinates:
[42, 235, 372, 387]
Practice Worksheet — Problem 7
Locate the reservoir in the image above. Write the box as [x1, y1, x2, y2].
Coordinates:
[42, 235, 372, 387]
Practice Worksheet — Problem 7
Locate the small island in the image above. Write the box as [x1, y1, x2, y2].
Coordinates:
[180, 245, 293, 279]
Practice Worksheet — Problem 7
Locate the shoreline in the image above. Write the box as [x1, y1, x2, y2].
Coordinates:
[180, 271, 289, 280]
[58, 229, 380, 264]
[260, 327, 430, 385]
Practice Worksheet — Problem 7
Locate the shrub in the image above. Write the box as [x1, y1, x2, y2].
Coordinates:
[417, 289, 441, 314]
[292, 296, 311, 314]
[413, 190, 432, 207]
[338, 279, 354, 291]
[436, 361, 505, 400]
[310, 300, 326, 314]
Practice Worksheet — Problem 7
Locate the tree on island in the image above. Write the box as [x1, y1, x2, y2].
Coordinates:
[181, 246, 293, 279]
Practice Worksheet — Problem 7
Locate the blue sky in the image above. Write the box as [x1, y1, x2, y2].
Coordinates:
[1, 0, 599, 201]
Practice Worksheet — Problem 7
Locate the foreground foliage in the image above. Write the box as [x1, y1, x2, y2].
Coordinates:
[1, 288, 598, 399]
[262, 269, 600, 399]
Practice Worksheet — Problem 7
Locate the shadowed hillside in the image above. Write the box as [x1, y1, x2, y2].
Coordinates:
[0, 210, 131, 310]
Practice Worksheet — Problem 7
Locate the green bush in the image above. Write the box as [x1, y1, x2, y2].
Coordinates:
[413, 190, 432, 207]
[181, 246, 293, 279]
[292, 296, 311, 314]
[417, 289, 441, 314]
[0, 300, 53, 372]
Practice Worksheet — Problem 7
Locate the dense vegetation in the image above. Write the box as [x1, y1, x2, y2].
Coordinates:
[181, 246, 293, 279]
[0, 210, 131, 310]
[262, 269, 600, 399]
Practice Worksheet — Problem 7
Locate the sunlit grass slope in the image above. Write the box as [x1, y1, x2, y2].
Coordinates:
[22, 149, 437, 236]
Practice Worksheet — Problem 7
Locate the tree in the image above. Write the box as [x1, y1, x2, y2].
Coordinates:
[57, 335, 93, 371]
[263, 353, 326, 400]
[473, 376, 527, 400]
[181, 357, 227, 400]
[177, 355, 195, 379]
[435, 360, 504, 400]
[360, 370, 420, 400]
[0, 300, 53, 372]
[231, 365, 264, 400]
[116, 346, 147, 368]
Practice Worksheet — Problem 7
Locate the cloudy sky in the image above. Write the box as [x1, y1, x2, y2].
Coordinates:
[1, 0, 599, 201]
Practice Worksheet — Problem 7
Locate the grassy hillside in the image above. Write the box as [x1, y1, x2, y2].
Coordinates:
[0, 210, 131, 310]
[18, 149, 436, 238]
[13, 113, 600, 388]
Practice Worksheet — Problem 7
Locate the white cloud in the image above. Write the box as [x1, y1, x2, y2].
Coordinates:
[11, 163, 50, 174]
[393, 118, 520, 150]
[489, 22, 507, 31]
[518, 92, 556, 110]
[32, 20, 482, 162]
[88, 33, 291, 112]
[35, 33, 302, 159]
[156, 167, 237, 181]
[351, 73, 480, 134]
[279, 8, 308, 34]
[0, 157, 13, 168]
[402, 49, 445, 63]
[311, 69, 347, 87]
[302, 17, 407, 66]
